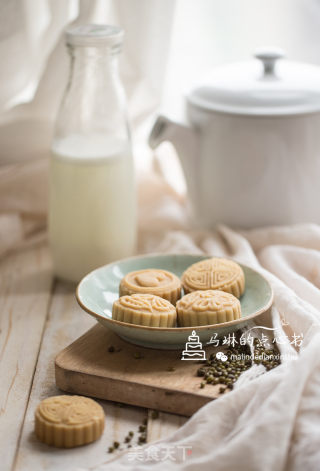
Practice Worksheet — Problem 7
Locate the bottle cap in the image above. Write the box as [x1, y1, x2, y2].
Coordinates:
[66, 24, 124, 48]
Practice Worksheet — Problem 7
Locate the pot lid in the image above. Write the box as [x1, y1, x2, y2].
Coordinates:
[188, 48, 320, 116]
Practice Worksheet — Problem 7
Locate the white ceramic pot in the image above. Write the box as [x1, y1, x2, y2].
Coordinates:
[149, 49, 320, 228]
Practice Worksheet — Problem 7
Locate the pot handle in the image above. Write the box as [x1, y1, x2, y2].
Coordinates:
[148, 116, 172, 150]
[254, 48, 285, 76]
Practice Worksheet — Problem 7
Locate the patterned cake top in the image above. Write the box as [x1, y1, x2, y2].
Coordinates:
[178, 290, 240, 313]
[182, 257, 244, 295]
[121, 269, 181, 292]
[117, 293, 175, 314]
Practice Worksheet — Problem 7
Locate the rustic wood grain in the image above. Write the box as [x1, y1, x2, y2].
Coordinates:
[14, 281, 148, 471]
[55, 324, 220, 417]
[0, 247, 189, 471]
[0, 243, 52, 471]
[147, 410, 188, 442]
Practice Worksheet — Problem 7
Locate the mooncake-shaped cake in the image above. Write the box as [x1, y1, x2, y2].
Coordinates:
[120, 269, 181, 304]
[35, 395, 105, 448]
[181, 257, 245, 298]
[112, 293, 177, 327]
[176, 290, 241, 327]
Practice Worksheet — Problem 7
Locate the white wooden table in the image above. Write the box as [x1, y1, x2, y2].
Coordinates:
[0, 242, 187, 471]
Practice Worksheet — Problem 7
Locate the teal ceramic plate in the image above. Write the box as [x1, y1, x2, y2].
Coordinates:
[76, 254, 273, 350]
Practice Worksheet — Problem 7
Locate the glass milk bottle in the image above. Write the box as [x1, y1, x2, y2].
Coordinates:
[49, 25, 136, 282]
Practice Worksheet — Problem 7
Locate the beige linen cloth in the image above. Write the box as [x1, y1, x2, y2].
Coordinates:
[97, 176, 320, 471]
[2, 156, 320, 470]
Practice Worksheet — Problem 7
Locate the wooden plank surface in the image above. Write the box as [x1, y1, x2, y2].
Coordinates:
[14, 281, 147, 470]
[0, 243, 52, 471]
[0, 245, 188, 470]
[55, 324, 220, 417]
[147, 410, 188, 442]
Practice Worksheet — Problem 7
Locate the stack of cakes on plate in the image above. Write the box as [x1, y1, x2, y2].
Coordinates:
[112, 258, 245, 328]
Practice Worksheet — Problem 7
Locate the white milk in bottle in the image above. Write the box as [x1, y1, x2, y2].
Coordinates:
[49, 135, 136, 282]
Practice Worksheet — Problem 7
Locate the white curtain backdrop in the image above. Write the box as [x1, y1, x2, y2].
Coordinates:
[1, 0, 320, 272]
[1, 0, 320, 267]
[0, 0, 175, 257]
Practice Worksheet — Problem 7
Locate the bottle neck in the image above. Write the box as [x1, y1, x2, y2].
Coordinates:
[54, 42, 129, 144]
[67, 45, 120, 88]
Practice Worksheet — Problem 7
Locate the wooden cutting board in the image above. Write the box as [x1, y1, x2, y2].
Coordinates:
[55, 324, 226, 417]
